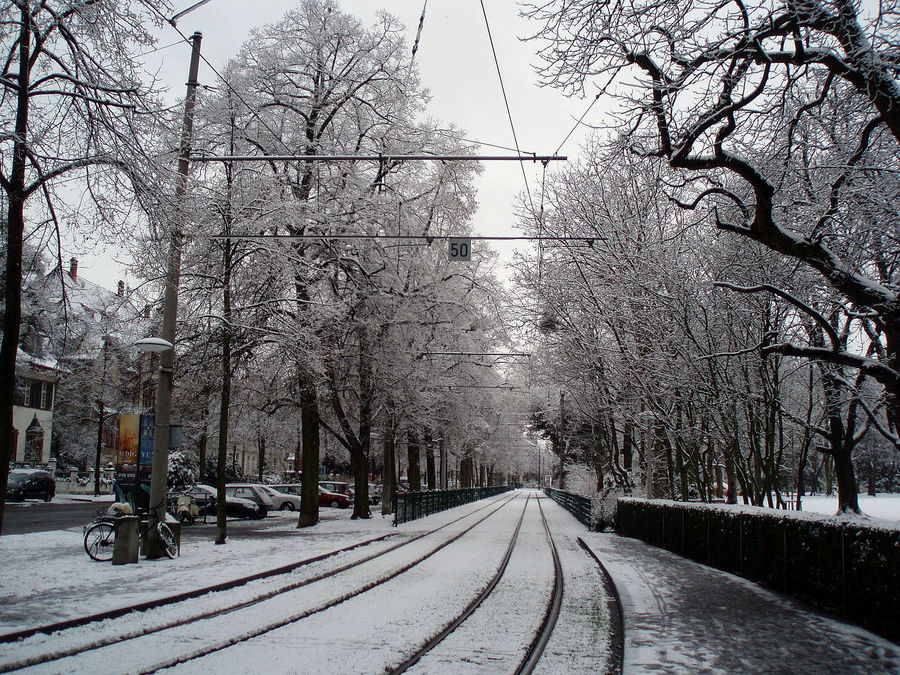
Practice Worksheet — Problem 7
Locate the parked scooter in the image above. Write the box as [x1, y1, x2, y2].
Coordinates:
[175, 494, 200, 524]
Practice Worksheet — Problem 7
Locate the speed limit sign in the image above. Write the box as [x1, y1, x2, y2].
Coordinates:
[448, 237, 472, 261]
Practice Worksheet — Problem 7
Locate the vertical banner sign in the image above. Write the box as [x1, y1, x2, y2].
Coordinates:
[448, 237, 472, 261]
[118, 414, 139, 464]
[139, 414, 155, 465]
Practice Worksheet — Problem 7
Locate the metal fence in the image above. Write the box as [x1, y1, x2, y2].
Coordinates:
[394, 486, 513, 525]
[544, 487, 595, 529]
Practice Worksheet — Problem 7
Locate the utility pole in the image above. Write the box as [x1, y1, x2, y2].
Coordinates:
[147, 31, 202, 556]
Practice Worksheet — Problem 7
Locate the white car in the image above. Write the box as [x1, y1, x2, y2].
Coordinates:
[259, 485, 302, 511]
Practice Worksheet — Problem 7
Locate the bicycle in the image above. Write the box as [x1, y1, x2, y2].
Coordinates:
[83, 503, 178, 562]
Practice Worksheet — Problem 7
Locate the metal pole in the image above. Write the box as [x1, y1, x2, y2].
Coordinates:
[191, 153, 567, 163]
[93, 337, 108, 496]
[148, 31, 202, 555]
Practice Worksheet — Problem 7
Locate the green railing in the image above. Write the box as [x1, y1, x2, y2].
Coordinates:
[545, 487, 595, 529]
[394, 486, 513, 525]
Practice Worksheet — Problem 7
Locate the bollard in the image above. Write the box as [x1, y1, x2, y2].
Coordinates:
[112, 516, 140, 565]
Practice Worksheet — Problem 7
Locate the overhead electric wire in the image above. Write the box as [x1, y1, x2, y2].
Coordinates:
[479, 0, 536, 217]
[135, 40, 184, 59]
[551, 72, 616, 157]
[147, 5, 295, 158]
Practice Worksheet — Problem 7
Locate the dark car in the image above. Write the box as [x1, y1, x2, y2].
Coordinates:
[185, 484, 260, 519]
[6, 469, 55, 502]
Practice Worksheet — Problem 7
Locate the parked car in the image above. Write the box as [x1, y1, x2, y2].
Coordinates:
[319, 480, 352, 497]
[271, 483, 301, 498]
[270, 483, 351, 508]
[6, 469, 55, 502]
[259, 485, 302, 511]
[368, 483, 382, 504]
[225, 484, 274, 518]
[319, 486, 352, 509]
[185, 484, 260, 519]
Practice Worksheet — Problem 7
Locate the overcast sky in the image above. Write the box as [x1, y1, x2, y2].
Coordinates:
[69, 1, 595, 288]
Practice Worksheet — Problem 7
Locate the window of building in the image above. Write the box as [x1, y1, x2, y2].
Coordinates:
[23, 379, 54, 411]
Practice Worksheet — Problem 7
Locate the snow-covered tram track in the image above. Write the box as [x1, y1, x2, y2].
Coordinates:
[1, 492, 522, 674]
[154, 492, 535, 675]
[387, 493, 563, 675]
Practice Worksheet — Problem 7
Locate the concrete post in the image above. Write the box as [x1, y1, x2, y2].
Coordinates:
[112, 516, 140, 565]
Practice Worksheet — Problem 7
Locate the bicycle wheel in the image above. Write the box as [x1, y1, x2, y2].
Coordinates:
[157, 522, 178, 559]
[84, 522, 116, 562]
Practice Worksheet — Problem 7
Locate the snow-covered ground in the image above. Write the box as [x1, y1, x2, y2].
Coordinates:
[1, 491, 897, 674]
[797, 493, 900, 523]
[0, 492, 616, 673]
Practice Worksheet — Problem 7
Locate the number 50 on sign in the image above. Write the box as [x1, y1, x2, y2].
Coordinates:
[448, 237, 472, 261]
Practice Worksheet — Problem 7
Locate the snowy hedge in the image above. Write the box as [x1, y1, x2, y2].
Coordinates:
[616, 498, 900, 643]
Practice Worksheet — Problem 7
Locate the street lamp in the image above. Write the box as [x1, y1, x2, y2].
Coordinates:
[133, 337, 173, 353]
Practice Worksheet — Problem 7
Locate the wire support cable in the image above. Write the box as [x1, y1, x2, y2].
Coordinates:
[148, 6, 296, 158]
[206, 234, 601, 243]
[191, 153, 565, 163]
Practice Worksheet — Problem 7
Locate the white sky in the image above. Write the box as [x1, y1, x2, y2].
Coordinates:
[65, 0, 594, 289]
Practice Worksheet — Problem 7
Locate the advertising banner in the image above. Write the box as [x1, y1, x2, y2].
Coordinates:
[139, 414, 155, 465]
[118, 414, 139, 464]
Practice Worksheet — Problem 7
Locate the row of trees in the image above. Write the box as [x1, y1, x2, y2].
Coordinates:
[517, 0, 900, 513]
[1, 0, 534, 537]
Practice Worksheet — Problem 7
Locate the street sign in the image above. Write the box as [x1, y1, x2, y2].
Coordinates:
[448, 237, 472, 261]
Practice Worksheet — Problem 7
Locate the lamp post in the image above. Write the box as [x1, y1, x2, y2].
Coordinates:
[134, 337, 174, 550]
[93, 335, 110, 496]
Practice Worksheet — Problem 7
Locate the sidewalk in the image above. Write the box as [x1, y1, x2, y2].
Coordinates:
[582, 532, 900, 674]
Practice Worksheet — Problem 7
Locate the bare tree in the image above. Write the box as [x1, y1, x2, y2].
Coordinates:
[0, 1, 170, 534]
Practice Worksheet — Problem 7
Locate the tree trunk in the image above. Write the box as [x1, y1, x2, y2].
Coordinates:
[351, 333, 372, 519]
[198, 428, 207, 483]
[382, 415, 396, 515]
[215, 237, 234, 546]
[622, 424, 634, 472]
[0, 9, 33, 537]
[257, 431, 265, 482]
[425, 443, 436, 489]
[725, 456, 738, 505]
[407, 433, 421, 492]
[297, 382, 320, 527]
[832, 447, 861, 514]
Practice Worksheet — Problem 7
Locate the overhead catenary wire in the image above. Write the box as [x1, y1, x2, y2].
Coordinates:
[207, 234, 601, 243]
[147, 5, 296, 158]
[191, 154, 565, 163]
[135, 39, 184, 59]
[479, 0, 536, 217]
[551, 71, 618, 157]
